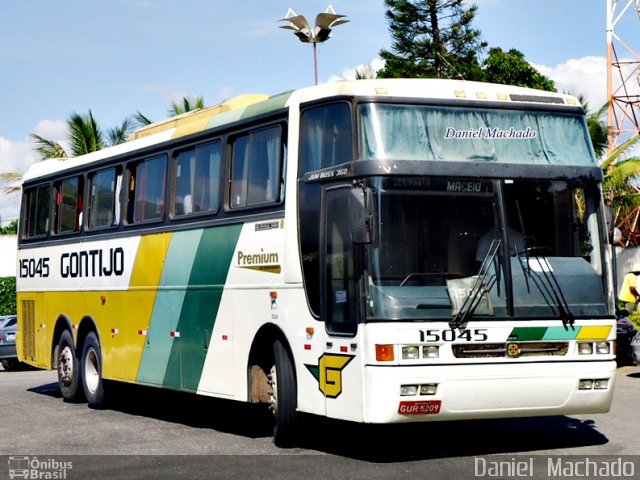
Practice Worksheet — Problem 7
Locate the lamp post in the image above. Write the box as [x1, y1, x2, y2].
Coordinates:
[279, 4, 349, 85]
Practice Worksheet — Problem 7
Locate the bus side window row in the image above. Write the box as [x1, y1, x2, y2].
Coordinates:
[21, 123, 285, 239]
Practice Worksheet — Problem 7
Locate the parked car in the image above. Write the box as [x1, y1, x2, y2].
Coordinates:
[616, 314, 638, 365]
[0, 315, 23, 371]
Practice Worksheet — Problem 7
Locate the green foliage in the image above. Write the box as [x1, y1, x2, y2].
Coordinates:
[134, 96, 206, 128]
[0, 220, 18, 234]
[378, 0, 486, 81]
[105, 117, 135, 147]
[0, 172, 24, 196]
[481, 48, 556, 91]
[0, 277, 16, 316]
[377, 2, 561, 93]
[601, 135, 640, 216]
[578, 97, 608, 159]
[68, 110, 105, 157]
[169, 96, 205, 117]
[29, 134, 67, 160]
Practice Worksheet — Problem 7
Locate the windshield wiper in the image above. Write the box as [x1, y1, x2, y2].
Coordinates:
[449, 239, 500, 329]
[516, 249, 575, 328]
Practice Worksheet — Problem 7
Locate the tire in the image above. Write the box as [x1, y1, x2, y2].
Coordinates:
[81, 331, 106, 408]
[2, 358, 19, 371]
[270, 339, 299, 447]
[57, 329, 84, 402]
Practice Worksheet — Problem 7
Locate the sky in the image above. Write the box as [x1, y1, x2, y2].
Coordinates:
[1, 0, 638, 227]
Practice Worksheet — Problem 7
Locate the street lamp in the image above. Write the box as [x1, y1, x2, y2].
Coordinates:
[279, 4, 349, 85]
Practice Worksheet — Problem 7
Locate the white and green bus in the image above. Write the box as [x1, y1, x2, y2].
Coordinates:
[17, 79, 617, 446]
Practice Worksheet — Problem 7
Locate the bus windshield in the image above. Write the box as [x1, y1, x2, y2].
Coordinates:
[358, 103, 596, 166]
[365, 177, 611, 322]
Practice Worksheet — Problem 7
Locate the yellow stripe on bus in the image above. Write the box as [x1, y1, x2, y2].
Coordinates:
[576, 325, 612, 340]
[112, 232, 173, 382]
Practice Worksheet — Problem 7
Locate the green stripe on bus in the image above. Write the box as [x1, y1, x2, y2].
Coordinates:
[162, 223, 243, 391]
[136, 229, 203, 386]
[508, 326, 600, 341]
[507, 327, 548, 341]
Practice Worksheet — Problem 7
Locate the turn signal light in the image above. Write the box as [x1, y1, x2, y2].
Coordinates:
[376, 344, 395, 362]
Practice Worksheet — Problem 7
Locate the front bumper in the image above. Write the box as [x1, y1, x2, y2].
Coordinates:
[363, 360, 616, 423]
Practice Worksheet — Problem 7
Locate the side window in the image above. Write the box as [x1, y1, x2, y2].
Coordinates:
[22, 184, 51, 238]
[229, 125, 283, 208]
[174, 141, 221, 217]
[88, 168, 120, 229]
[300, 102, 352, 175]
[53, 176, 83, 234]
[127, 154, 167, 223]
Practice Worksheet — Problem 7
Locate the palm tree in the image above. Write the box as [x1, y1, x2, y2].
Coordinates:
[134, 95, 205, 127]
[1, 111, 133, 196]
[0, 172, 23, 195]
[579, 96, 608, 159]
[576, 95, 640, 218]
[600, 134, 640, 217]
[30, 110, 134, 161]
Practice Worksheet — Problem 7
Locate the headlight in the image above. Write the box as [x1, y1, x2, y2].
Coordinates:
[402, 346, 420, 360]
[578, 342, 593, 355]
[595, 342, 610, 354]
[594, 379, 609, 390]
[400, 385, 418, 396]
[579, 379, 594, 390]
[422, 345, 439, 358]
[420, 384, 438, 395]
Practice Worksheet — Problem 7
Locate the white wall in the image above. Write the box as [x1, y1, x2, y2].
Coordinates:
[0, 235, 17, 277]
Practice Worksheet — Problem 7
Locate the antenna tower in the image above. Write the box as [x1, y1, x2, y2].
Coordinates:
[607, 0, 640, 245]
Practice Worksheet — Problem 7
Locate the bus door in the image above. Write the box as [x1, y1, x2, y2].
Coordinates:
[320, 185, 366, 421]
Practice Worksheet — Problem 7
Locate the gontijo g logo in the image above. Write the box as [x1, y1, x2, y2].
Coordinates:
[305, 354, 354, 398]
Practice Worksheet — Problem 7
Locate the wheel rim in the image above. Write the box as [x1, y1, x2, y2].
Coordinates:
[268, 364, 278, 416]
[84, 348, 100, 395]
[58, 345, 74, 386]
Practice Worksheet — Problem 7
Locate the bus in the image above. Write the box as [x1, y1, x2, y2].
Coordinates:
[16, 79, 617, 447]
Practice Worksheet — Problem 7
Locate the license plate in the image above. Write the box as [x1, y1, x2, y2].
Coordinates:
[398, 400, 441, 415]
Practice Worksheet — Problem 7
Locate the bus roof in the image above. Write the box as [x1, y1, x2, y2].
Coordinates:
[22, 79, 582, 183]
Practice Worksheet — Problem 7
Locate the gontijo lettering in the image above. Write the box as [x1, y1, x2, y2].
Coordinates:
[61, 247, 125, 278]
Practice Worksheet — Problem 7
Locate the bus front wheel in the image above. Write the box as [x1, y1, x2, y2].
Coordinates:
[269, 339, 299, 447]
[57, 329, 84, 402]
[81, 332, 106, 408]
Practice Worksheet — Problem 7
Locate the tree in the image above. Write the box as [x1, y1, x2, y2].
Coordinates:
[134, 95, 205, 127]
[378, 0, 486, 80]
[600, 135, 640, 215]
[0, 219, 18, 234]
[579, 97, 608, 160]
[1, 111, 133, 197]
[0, 277, 16, 316]
[0, 172, 23, 196]
[31, 110, 134, 161]
[481, 48, 556, 92]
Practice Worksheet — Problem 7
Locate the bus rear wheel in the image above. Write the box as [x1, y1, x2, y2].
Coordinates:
[81, 332, 106, 408]
[57, 329, 84, 402]
[269, 339, 299, 447]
